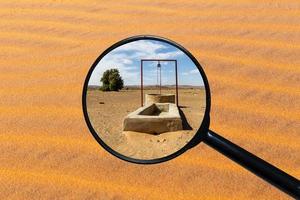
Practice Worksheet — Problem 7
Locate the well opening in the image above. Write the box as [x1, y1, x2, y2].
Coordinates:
[145, 94, 175, 105]
[139, 104, 170, 116]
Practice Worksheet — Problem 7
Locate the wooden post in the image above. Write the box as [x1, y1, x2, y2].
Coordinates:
[141, 60, 143, 107]
[175, 60, 178, 107]
[160, 64, 161, 95]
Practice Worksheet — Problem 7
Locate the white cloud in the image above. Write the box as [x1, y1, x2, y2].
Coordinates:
[182, 69, 199, 76]
[181, 69, 200, 76]
[189, 69, 199, 74]
[155, 51, 184, 59]
[88, 40, 184, 86]
[123, 59, 133, 64]
[114, 40, 167, 54]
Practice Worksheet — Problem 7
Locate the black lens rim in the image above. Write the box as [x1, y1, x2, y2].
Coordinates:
[82, 35, 211, 164]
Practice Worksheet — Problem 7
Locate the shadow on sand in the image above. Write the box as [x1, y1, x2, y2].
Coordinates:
[178, 107, 192, 130]
[179, 105, 189, 109]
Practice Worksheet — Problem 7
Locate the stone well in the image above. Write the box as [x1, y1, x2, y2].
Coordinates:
[145, 94, 175, 105]
[123, 103, 182, 134]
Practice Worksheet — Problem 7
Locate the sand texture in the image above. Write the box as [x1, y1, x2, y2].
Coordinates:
[0, 1, 300, 199]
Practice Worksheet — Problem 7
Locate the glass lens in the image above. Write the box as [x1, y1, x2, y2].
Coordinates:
[84, 38, 206, 161]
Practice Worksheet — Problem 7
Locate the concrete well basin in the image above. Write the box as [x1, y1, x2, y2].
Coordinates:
[145, 94, 175, 105]
[123, 103, 182, 134]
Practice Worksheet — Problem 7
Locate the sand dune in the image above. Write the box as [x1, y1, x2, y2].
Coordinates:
[0, 1, 299, 199]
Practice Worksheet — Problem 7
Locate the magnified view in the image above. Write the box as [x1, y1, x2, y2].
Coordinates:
[84, 38, 206, 160]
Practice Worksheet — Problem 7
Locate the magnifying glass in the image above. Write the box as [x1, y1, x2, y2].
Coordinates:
[82, 35, 300, 198]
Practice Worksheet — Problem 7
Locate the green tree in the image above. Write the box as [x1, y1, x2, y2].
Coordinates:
[100, 69, 124, 91]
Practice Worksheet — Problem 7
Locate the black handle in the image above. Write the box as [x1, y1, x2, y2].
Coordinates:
[203, 130, 300, 199]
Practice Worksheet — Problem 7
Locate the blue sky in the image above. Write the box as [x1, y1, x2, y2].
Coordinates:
[88, 39, 204, 86]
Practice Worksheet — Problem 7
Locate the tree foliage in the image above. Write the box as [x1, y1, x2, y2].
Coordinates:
[100, 69, 124, 91]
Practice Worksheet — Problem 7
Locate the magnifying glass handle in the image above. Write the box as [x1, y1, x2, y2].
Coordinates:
[204, 130, 300, 199]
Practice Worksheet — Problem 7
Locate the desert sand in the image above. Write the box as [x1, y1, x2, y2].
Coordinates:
[0, 1, 300, 199]
[86, 88, 206, 160]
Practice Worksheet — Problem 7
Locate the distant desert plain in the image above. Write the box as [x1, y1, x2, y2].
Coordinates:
[0, 1, 299, 200]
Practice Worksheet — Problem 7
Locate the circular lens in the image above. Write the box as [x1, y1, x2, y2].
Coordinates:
[83, 36, 209, 163]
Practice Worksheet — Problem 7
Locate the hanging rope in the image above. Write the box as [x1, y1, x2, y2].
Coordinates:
[157, 61, 161, 95]
[157, 61, 159, 88]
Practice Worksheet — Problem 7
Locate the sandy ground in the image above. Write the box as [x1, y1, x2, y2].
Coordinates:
[86, 89, 206, 160]
[1, 1, 300, 199]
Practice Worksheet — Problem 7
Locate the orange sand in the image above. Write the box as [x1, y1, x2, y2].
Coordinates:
[0, 1, 299, 199]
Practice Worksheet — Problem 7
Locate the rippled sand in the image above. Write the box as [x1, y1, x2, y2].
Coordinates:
[0, 1, 299, 199]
